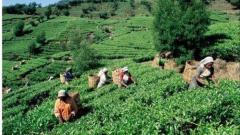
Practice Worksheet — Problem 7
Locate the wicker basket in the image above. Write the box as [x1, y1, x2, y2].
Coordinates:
[112, 69, 122, 85]
[88, 75, 100, 89]
[60, 74, 65, 84]
[182, 60, 199, 83]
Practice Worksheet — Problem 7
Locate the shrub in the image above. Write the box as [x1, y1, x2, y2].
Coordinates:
[56, 2, 69, 10]
[44, 7, 52, 19]
[99, 12, 109, 19]
[29, 20, 37, 27]
[141, 0, 152, 13]
[153, 0, 209, 58]
[130, 0, 136, 9]
[13, 20, 25, 36]
[113, 0, 119, 11]
[37, 15, 44, 23]
[70, 33, 98, 76]
[63, 9, 70, 16]
[23, 2, 37, 15]
[3, 4, 25, 14]
[36, 32, 46, 45]
[28, 41, 41, 55]
[53, 8, 61, 16]
[4, 3, 39, 14]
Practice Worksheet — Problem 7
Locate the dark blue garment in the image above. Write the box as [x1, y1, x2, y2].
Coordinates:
[64, 71, 74, 81]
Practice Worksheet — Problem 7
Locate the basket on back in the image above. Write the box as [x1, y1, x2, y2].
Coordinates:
[68, 92, 81, 112]
[88, 75, 100, 89]
[69, 92, 80, 106]
[112, 69, 122, 85]
[60, 74, 65, 84]
[183, 60, 199, 83]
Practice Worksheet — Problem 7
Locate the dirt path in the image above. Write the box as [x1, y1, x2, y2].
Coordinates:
[209, 0, 240, 17]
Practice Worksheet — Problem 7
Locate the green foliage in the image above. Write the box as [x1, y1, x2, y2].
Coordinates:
[53, 8, 61, 16]
[29, 20, 37, 27]
[141, 0, 152, 13]
[175, 52, 193, 65]
[23, 2, 37, 15]
[3, 2, 38, 15]
[63, 9, 70, 16]
[130, 0, 136, 9]
[13, 20, 24, 36]
[70, 32, 98, 76]
[28, 41, 41, 55]
[37, 15, 45, 23]
[99, 12, 109, 19]
[2, 4, 240, 134]
[36, 31, 46, 45]
[45, 7, 52, 19]
[201, 21, 240, 61]
[153, 0, 209, 58]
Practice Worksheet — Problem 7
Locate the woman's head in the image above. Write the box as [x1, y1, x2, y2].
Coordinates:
[122, 66, 128, 73]
[58, 90, 68, 101]
[205, 62, 213, 69]
[200, 56, 214, 69]
[102, 68, 108, 74]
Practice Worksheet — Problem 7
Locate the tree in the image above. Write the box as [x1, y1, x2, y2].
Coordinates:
[113, 0, 119, 11]
[53, 8, 61, 16]
[4, 4, 25, 14]
[56, 2, 69, 10]
[28, 41, 41, 55]
[24, 2, 37, 15]
[36, 31, 46, 45]
[99, 12, 109, 19]
[153, 0, 209, 59]
[71, 32, 98, 76]
[63, 9, 70, 16]
[13, 20, 25, 36]
[44, 6, 52, 19]
[29, 19, 37, 27]
[130, 0, 135, 9]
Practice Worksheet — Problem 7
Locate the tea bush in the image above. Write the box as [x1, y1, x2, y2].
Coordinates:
[13, 20, 24, 36]
[36, 31, 46, 45]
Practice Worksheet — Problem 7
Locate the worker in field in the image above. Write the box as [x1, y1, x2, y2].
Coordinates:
[119, 67, 136, 88]
[64, 67, 74, 82]
[189, 56, 215, 89]
[97, 68, 111, 88]
[54, 90, 78, 123]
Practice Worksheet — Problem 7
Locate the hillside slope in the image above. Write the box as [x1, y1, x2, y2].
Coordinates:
[2, 1, 240, 134]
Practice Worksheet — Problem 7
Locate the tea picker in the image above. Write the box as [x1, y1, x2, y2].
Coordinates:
[119, 67, 136, 88]
[97, 67, 111, 88]
[189, 56, 215, 89]
[54, 90, 78, 123]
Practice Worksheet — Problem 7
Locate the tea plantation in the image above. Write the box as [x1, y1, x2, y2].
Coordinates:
[2, 0, 240, 134]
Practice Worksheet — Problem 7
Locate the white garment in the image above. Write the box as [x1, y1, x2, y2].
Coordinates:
[122, 67, 128, 72]
[200, 68, 211, 78]
[123, 74, 130, 82]
[97, 71, 107, 88]
[200, 56, 214, 65]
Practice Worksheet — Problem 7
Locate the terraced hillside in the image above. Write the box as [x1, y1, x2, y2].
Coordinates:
[2, 0, 240, 134]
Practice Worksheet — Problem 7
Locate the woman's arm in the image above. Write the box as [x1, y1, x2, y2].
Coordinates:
[195, 66, 208, 85]
[120, 80, 128, 87]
